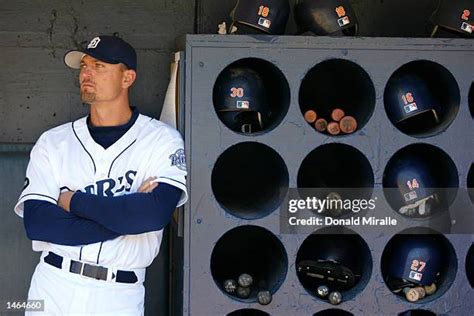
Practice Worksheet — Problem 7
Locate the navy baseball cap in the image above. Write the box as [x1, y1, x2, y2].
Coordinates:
[64, 35, 137, 70]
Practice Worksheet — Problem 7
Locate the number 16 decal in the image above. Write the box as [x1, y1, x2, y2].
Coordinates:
[401, 92, 414, 105]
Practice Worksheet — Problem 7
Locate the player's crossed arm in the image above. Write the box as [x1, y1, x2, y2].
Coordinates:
[58, 177, 159, 212]
[23, 200, 120, 246]
[57, 177, 181, 235]
[23, 177, 162, 246]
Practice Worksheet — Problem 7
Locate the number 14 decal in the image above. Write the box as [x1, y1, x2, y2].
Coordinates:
[407, 178, 420, 190]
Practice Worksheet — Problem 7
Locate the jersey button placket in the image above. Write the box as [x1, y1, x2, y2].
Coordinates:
[97, 158, 108, 179]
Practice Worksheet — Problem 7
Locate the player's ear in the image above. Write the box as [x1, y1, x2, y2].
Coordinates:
[122, 69, 137, 89]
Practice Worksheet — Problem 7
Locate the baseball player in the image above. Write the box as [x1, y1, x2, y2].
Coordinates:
[14, 35, 187, 315]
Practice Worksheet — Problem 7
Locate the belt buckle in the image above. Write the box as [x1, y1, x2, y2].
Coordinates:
[79, 262, 86, 278]
[82, 264, 108, 281]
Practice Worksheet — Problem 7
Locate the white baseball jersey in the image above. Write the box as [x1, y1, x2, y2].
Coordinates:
[15, 113, 188, 270]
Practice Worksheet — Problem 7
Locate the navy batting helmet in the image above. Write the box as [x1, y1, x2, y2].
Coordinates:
[385, 73, 440, 125]
[230, 0, 290, 35]
[383, 155, 442, 217]
[213, 66, 271, 133]
[386, 235, 442, 286]
[294, 0, 359, 36]
[431, 0, 473, 37]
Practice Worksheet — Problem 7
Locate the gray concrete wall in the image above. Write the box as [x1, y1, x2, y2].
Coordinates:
[1, 0, 194, 143]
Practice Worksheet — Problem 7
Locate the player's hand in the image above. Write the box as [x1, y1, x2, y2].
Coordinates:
[138, 176, 159, 193]
[58, 190, 75, 212]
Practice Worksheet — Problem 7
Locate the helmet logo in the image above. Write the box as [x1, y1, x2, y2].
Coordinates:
[404, 191, 418, 202]
[461, 22, 473, 33]
[338, 16, 350, 27]
[87, 37, 101, 49]
[258, 17, 272, 29]
[236, 100, 250, 109]
[409, 271, 423, 282]
[230, 87, 244, 98]
[401, 92, 418, 113]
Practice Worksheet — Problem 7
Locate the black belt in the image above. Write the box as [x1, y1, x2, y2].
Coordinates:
[44, 252, 138, 284]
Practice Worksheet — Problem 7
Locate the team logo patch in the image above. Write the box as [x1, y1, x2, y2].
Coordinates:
[236, 100, 249, 109]
[87, 37, 101, 49]
[23, 177, 30, 190]
[461, 22, 473, 33]
[409, 270, 423, 282]
[258, 17, 271, 29]
[404, 190, 418, 202]
[337, 16, 350, 27]
[169, 149, 186, 171]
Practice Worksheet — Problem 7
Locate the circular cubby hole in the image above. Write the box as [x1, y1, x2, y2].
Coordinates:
[381, 227, 457, 304]
[383, 143, 458, 219]
[211, 225, 288, 303]
[212, 58, 290, 135]
[296, 227, 372, 302]
[384, 60, 460, 137]
[398, 310, 436, 316]
[212, 142, 289, 219]
[297, 143, 374, 217]
[299, 59, 375, 135]
[466, 244, 474, 288]
[468, 164, 474, 204]
[227, 309, 269, 316]
[314, 309, 354, 316]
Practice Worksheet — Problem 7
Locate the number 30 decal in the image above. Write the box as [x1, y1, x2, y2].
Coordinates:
[230, 87, 244, 98]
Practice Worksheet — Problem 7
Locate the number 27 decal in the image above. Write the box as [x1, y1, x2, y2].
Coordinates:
[411, 259, 426, 272]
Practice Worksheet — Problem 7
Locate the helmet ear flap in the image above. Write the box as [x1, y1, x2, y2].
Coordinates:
[217, 111, 264, 134]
